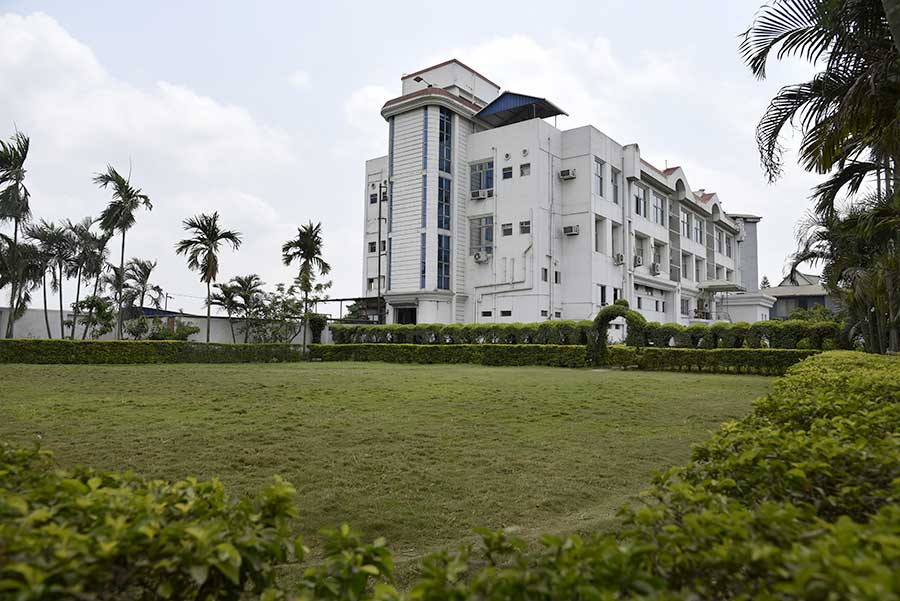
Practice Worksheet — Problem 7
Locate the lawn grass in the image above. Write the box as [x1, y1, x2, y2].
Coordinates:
[0, 362, 771, 580]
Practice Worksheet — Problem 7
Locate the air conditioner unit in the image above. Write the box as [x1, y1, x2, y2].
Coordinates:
[633, 255, 644, 268]
[650, 262, 661, 275]
[562, 224, 580, 236]
[614, 253, 625, 265]
[470, 189, 488, 200]
[558, 168, 577, 180]
[473, 251, 490, 264]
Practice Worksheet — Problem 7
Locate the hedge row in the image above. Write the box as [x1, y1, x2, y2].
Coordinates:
[331, 319, 842, 350]
[309, 343, 587, 367]
[0, 339, 303, 364]
[4, 351, 898, 599]
[605, 346, 820, 375]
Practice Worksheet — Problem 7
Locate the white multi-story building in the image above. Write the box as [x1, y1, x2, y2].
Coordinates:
[362, 59, 775, 330]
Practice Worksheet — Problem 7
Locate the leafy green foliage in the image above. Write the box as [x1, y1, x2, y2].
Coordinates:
[330, 321, 595, 345]
[603, 346, 820, 375]
[310, 343, 587, 367]
[0, 339, 302, 364]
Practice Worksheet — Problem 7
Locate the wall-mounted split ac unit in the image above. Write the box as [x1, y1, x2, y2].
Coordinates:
[470, 189, 488, 201]
[473, 251, 490, 264]
[562, 224, 580, 236]
[614, 253, 625, 265]
[558, 168, 577, 180]
[633, 255, 644, 268]
[650, 262, 661, 275]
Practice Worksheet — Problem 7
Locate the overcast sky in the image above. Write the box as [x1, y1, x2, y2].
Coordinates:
[1, 1, 823, 314]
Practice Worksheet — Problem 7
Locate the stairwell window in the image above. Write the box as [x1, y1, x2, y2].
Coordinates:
[420, 233, 426, 289]
[438, 177, 451, 230]
[438, 107, 452, 173]
[437, 234, 451, 289]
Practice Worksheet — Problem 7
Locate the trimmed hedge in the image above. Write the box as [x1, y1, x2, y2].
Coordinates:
[331, 321, 596, 345]
[309, 343, 587, 367]
[332, 318, 843, 351]
[604, 346, 821, 375]
[0, 339, 303, 364]
[4, 351, 898, 599]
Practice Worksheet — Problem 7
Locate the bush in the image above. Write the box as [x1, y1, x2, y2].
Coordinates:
[330, 321, 595, 346]
[0, 339, 303, 364]
[4, 351, 897, 600]
[310, 343, 587, 367]
[602, 346, 819, 375]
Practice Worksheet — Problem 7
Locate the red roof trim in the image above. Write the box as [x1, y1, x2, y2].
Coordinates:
[382, 87, 482, 113]
[401, 59, 501, 89]
[663, 166, 681, 176]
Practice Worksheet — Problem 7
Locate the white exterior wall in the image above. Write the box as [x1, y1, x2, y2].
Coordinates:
[362, 61, 775, 331]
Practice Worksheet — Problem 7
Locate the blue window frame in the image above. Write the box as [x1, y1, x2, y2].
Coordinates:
[387, 238, 392, 290]
[388, 116, 395, 233]
[421, 175, 427, 227]
[470, 160, 493, 191]
[438, 107, 452, 173]
[422, 107, 428, 169]
[438, 176, 451, 230]
[420, 233, 426, 289]
[437, 234, 450, 290]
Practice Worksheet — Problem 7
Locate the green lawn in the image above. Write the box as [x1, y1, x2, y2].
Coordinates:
[0, 362, 771, 578]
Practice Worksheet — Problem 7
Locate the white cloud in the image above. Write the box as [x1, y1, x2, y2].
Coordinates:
[343, 84, 393, 158]
[288, 69, 311, 89]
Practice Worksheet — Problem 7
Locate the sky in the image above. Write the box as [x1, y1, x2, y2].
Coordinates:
[0, 0, 824, 314]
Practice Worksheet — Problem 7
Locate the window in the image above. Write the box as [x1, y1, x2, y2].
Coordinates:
[469, 216, 494, 255]
[369, 193, 377, 204]
[725, 235, 733, 258]
[500, 310, 512, 317]
[540, 309, 548, 317]
[661, 300, 666, 313]
[594, 216, 606, 253]
[368, 241, 377, 253]
[716, 228, 724, 253]
[681, 253, 691, 280]
[652, 194, 666, 225]
[655, 300, 660, 312]
[541, 267, 548, 282]
[611, 168, 620, 204]
[695, 258, 703, 283]
[421, 175, 427, 227]
[520, 163, 530, 177]
[438, 107, 452, 172]
[681, 298, 690, 316]
[635, 236, 646, 262]
[519, 220, 531, 234]
[380, 240, 386, 252]
[481, 310, 492, 317]
[653, 244, 663, 265]
[637, 297, 642, 309]
[634, 186, 648, 217]
[437, 234, 451, 289]
[600, 285, 607, 305]
[470, 160, 494, 192]
[387, 238, 392, 289]
[420, 233, 426, 289]
[554, 271, 561, 284]
[422, 107, 428, 169]
[613, 287, 621, 301]
[681, 210, 691, 237]
[593, 157, 604, 197]
[502, 166, 513, 179]
[367, 278, 375, 291]
[554, 311, 562, 318]
[611, 222, 622, 255]
[438, 177, 451, 230]
[501, 223, 513, 236]
[694, 218, 704, 244]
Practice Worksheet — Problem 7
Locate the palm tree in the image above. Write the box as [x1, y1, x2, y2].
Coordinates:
[64, 217, 97, 339]
[0, 130, 31, 338]
[230, 274, 265, 342]
[0, 234, 42, 332]
[883, 0, 900, 54]
[209, 282, 240, 343]
[25, 220, 62, 338]
[94, 165, 152, 339]
[175, 212, 242, 343]
[282, 222, 331, 351]
[79, 230, 112, 339]
[125, 258, 161, 310]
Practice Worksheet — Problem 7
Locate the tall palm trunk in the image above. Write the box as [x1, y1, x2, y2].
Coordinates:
[81, 276, 102, 340]
[6, 217, 19, 338]
[884, 0, 900, 55]
[116, 231, 126, 340]
[57, 262, 64, 338]
[206, 281, 211, 343]
[302, 289, 309, 351]
[228, 313, 235, 343]
[70, 267, 82, 339]
[42, 272, 52, 338]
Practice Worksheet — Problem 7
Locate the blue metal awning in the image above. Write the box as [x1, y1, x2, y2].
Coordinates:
[475, 91, 567, 128]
